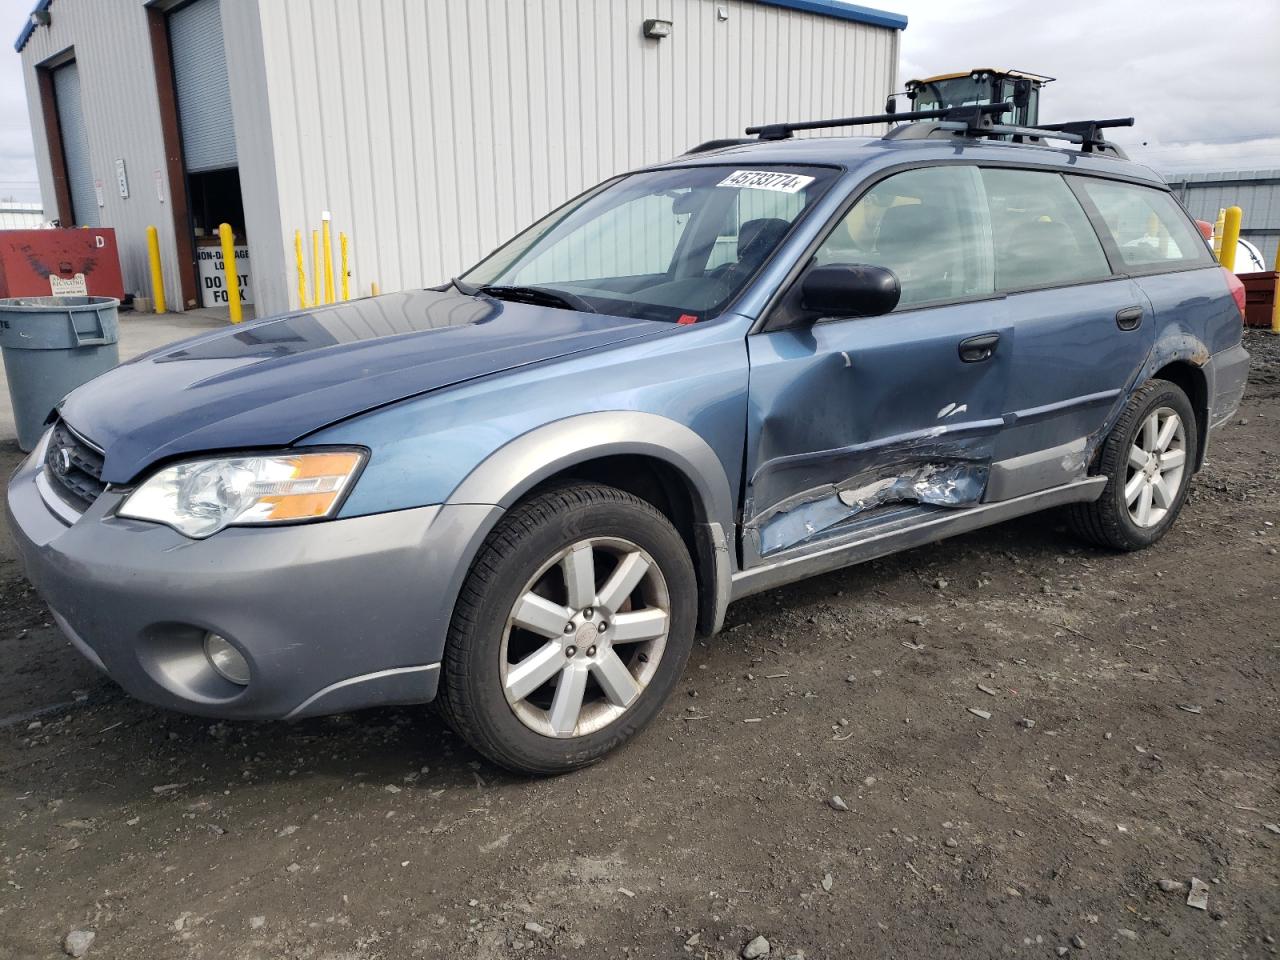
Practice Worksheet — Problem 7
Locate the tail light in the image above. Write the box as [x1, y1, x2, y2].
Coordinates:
[1222, 266, 1247, 323]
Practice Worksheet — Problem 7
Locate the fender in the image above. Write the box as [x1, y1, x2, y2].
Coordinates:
[447, 411, 737, 634]
[1135, 330, 1214, 468]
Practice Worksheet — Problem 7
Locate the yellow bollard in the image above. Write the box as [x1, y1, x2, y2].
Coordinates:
[1219, 206, 1242, 273]
[145, 225, 166, 314]
[1272, 243, 1280, 335]
[1212, 208, 1226, 260]
[340, 232, 350, 301]
[218, 223, 243, 324]
[322, 212, 336, 305]
[311, 229, 321, 307]
[371, 281, 380, 297]
[294, 230, 308, 308]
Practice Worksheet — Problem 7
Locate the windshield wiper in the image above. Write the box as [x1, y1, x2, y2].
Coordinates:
[476, 284, 598, 314]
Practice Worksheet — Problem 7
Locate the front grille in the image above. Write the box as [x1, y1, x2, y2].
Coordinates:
[43, 420, 107, 512]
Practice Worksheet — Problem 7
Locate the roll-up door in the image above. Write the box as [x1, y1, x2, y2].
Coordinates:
[52, 61, 99, 227]
[169, 0, 236, 173]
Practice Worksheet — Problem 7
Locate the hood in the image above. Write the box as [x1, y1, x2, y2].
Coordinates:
[59, 289, 665, 483]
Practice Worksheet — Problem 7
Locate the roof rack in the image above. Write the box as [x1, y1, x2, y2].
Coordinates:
[746, 101, 1012, 141]
[743, 103, 1134, 158]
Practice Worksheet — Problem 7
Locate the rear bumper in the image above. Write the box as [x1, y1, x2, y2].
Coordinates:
[6, 436, 499, 720]
[1207, 341, 1250, 429]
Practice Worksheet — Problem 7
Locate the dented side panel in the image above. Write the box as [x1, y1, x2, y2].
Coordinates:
[743, 299, 1014, 560]
[992, 277, 1156, 470]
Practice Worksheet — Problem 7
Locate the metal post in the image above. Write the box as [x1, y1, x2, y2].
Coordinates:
[311, 229, 321, 307]
[294, 230, 308, 308]
[1220, 206, 1243, 273]
[322, 211, 336, 305]
[218, 223, 243, 324]
[340, 232, 350, 301]
[371, 281, 380, 297]
[1272, 242, 1280, 335]
[146, 225, 166, 314]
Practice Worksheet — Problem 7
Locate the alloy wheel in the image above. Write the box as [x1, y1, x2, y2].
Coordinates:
[499, 537, 670, 738]
[1123, 406, 1187, 528]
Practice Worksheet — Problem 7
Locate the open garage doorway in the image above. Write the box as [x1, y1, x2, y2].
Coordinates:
[153, 0, 251, 310]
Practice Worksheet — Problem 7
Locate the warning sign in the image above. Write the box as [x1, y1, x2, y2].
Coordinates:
[49, 273, 89, 296]
[197, 245, 254, 308]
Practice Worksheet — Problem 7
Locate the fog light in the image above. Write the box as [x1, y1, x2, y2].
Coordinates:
[204, 633, 250, 686]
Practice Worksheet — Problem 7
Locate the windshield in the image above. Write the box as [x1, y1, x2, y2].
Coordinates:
[462, 165, 837, 321]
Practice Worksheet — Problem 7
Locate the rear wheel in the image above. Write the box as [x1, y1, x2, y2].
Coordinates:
[1068, 379, 1197, 551]
[437, 483, 696, 775]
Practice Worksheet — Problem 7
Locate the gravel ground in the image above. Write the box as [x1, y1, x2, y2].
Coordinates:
[1, 333, 1277, 959]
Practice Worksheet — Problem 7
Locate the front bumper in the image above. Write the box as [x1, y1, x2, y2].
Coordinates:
[6, 437, 499, 720]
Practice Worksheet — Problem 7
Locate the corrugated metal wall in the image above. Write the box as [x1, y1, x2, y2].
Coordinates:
[20, 0, 185, 306]
[1169, 170, 1280, 269]
[255, 0, 899, 312]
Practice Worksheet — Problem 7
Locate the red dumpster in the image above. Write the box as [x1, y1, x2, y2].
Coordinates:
[0, 228, 126, 301]
[1239, 271, 1277, 329]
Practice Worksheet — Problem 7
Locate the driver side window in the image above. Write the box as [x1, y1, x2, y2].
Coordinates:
[814, 166, 994, 308]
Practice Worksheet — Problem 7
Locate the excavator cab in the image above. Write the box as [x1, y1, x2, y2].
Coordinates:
[888, 69, 1054, 128]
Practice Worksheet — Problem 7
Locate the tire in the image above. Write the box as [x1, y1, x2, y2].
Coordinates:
[437, 483, 697, 776]
[1068, 379, 1198, 551]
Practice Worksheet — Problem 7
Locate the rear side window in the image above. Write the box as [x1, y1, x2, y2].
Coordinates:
[814, 165, 994, 308]
[1076, 178, 1213, 269]
[980, 169, 1112, 291]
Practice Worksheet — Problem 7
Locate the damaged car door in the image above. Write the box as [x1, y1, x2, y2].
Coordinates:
[981, 168, 1156, 500]
[743, 164, 1012, 563]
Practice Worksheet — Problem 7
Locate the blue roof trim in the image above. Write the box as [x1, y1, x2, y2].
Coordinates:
[750, 0, 907, 30]
[14, 0, 51, 53]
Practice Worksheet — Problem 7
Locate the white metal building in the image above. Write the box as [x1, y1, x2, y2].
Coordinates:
[17, 0, 906, 316]
[1166, 169, 1280, 270]
[0, 202, 46, 229]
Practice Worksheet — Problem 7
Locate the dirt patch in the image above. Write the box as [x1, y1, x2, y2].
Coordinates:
[1, 333, 1277, 959]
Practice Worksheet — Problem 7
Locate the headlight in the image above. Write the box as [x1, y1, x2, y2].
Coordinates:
[118, 449, 365, 538]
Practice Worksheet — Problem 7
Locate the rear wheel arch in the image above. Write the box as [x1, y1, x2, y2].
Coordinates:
[1151, 359, 1209, 469]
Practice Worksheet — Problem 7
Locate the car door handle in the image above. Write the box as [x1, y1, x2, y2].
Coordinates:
[958, 332, 1000, 363]
[1116, 305, 1144, 331]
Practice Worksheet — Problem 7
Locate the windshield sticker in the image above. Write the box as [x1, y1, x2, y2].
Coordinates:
[717, 170, 815, 193]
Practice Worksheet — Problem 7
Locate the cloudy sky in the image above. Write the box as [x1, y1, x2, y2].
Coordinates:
[1, 0, 1277, 205]
[893, 0, 1280, 173]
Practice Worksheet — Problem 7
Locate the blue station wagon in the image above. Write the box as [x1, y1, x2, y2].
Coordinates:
[7, 107, 1250, 774]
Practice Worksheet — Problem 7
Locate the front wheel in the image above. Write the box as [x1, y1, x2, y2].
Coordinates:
[1068, 379, 1198, 551]
[437, 483, 696, 775]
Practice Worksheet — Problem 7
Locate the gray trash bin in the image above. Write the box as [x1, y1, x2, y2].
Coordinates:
[0, 296, 120, 452]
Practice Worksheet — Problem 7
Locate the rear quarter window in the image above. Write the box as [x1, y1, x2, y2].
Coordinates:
[1075, 178, 1213, 270]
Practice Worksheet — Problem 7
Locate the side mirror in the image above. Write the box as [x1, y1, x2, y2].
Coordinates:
[800, 263, 900, 319]
[884, 95, 897, 115]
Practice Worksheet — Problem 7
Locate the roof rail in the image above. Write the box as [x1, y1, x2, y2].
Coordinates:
[743, 102, 1134, 158]
[745, 102, 1012, 141]
[684, 137, 756, 155]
